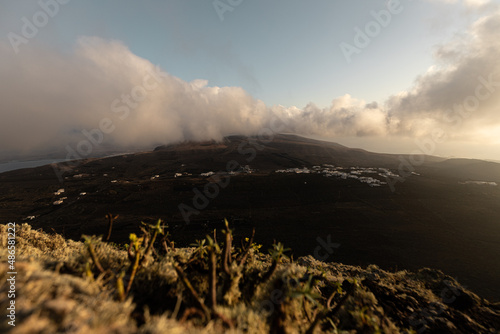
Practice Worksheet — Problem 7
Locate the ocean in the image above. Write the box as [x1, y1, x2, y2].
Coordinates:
[0, 159, 66, 174]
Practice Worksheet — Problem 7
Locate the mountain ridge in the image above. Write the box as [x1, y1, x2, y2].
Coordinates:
[1, 133, 499, 302]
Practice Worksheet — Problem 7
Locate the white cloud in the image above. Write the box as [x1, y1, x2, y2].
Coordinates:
[0, 37, 270, 157]
[0, 7, 499, 159]
[464, 0, 490, 7]
[426, 0, 491, 7]
[386, 8, 500, 138]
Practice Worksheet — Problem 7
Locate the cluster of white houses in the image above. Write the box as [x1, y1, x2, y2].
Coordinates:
[197, 165, 254, 178]
[53, 188, 66, 205]
[191, 164, 403, 187]
[460, 181, 498, 186]
[52, 188, 87, 207]
[275, 165, 404, 187]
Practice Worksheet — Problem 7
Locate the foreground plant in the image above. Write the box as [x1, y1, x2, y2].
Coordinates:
[83, 219, 165, 301]
[3, 222, 497, 333]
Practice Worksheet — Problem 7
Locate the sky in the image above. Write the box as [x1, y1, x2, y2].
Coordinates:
[1, 0, 500, 161]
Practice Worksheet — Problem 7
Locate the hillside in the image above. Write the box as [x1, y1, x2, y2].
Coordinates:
[1, 223, 499, 333]
[1, 134, 500, 303]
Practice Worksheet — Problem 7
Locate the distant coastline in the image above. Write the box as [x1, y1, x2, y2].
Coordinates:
[0, 159, 66, 174]
[0, 150, 140, 174]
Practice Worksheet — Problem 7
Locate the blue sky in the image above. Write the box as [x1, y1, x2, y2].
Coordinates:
[1, 0, 500, 160]
[0, 0, 475, 106]
[19, 0, 459, 107]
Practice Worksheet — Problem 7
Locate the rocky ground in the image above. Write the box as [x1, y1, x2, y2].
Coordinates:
[1, 223, 499, 333]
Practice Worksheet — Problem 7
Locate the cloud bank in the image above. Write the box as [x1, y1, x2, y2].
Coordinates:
[0, 7, 499, 159]
[0, 36, 271, 158]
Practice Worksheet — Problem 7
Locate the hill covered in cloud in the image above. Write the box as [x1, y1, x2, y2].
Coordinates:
[0, 6, 499, 160]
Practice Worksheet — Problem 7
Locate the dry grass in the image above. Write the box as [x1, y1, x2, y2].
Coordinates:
[1, 223, 498, 333]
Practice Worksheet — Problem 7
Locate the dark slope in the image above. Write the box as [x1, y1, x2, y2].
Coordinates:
[1, 134, 499, 302]
[427, 158, 500, 182]
[153, 134, 428, 168]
